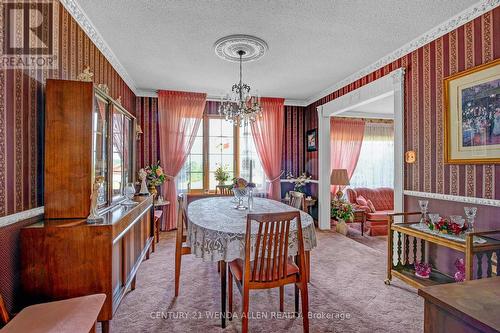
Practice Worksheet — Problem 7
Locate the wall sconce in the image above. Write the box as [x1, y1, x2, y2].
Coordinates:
[405, 150, 416, 164]
[136, 124, 143, 140]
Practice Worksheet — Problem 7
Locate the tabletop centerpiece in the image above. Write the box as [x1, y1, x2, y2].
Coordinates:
[425, 215, 468, 235]
[331, 198, 353, 235]
[232, 177, 255, 210]
[144, 162, 166, 200]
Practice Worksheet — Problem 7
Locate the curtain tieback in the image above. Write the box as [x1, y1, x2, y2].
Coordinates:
[268, 170, 284, 183]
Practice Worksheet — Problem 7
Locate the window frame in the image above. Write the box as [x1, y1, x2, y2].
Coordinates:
[187, 114, 241, 193]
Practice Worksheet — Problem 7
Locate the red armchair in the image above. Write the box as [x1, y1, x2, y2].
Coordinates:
[346, 187, 394, 236]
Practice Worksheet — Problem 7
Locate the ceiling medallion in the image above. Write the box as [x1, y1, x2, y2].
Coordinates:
[214, 34, 268, 63]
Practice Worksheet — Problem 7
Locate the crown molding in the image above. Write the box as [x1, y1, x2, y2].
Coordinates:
[404, 191, 500, 207]
[305, 0, 500, 106]
[60, 0, 138, 94]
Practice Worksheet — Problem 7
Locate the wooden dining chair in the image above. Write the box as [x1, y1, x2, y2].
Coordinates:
[228, 211, 309, 333]
[0, 294, 10, 326]
[175, 193, 231, 296]
[216, 185, 233, 196]
[289, 191, 305, 210]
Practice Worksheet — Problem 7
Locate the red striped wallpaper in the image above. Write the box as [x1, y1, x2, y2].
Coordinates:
[305, 7, 500, 200]
[0, 2, 136, 217]
[0, 1, 136, 312]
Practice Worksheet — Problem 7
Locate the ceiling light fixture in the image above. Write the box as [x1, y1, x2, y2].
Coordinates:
[214, 35, 268, 127]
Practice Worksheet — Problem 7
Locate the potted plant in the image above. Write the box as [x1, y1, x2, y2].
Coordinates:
[331, 199, 353, 235]
[214, 164, 230, 186]
[144, 161, 166, 199]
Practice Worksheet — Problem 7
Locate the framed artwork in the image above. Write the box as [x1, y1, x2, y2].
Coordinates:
[444, 58, 500, 164]
[306, 128, 317, 152]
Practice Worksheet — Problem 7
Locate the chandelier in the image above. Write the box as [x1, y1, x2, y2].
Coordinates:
[218, 50, 262, 127]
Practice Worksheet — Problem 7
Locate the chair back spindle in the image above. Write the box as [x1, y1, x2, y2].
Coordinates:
[289, 191, 305, 210]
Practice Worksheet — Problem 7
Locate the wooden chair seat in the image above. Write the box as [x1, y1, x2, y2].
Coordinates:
[229, 258, 299, 282]
[1, 294, 105, 333]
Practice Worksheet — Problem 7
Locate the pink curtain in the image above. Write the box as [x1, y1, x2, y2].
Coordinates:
[251, 98, 285, 200]
[330, 118, 365, 194]
[158, 90, 207, 230]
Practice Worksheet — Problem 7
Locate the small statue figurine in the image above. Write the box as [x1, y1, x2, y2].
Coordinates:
[77, 66, 94, 82]
[87, 176, 105, 224]
[138, 168, 150, 196]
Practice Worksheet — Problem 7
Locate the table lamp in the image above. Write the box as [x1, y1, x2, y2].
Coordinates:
[331, 169, 350, 200]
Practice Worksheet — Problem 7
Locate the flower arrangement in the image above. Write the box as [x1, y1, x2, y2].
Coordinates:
[414, 261, 432, 279]
[330, 199, 353, 222]
[454, 258, 465, 282]
[426, 217, 468, 235]
[144, 162, 166, 187]
[286, 172, 312, 193]
[214, 164, 230, 185]
[232, 177, 255, 190]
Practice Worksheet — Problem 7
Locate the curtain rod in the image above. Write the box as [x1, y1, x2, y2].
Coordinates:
[332, 116, 393, 124]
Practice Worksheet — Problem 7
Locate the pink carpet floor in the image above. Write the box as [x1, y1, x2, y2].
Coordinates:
[108, 229, 423, 332]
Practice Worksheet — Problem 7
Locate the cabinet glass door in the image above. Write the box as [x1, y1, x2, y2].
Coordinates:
[112, 107, 125, 202]
[93, 95, 108, 206]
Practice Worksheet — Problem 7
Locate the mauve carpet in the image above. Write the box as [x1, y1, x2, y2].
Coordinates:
[108, 229, 423, 332]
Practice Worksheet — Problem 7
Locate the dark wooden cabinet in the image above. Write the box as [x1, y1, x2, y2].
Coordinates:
[21, 79, 147, 332]
[21, 196, 154, 329]
[44, 79, 136, 219]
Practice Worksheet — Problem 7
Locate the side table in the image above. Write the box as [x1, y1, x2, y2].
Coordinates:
[154, 200, 170, 233]
[347, 209, 366, 236]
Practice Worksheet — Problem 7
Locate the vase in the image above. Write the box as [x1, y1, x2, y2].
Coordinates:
[218, 180, 225, 186]
[148, 185, 158, 200]
[335, 219, 349, 235]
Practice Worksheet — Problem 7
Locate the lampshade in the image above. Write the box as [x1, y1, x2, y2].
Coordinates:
[330, 169, 350, 186]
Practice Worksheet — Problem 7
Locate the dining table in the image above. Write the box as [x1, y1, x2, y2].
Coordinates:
[186, 196, 317, 328]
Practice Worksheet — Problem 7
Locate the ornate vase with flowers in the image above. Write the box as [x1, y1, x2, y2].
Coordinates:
[144, 162, 166, 200]
[214, 164, 230, 186]
[331, 199, 353, 235]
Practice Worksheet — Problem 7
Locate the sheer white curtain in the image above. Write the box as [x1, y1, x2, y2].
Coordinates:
[350, 122, 394, 188]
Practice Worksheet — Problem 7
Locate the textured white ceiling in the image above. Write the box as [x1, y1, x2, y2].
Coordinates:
[76, 0, 479, 103]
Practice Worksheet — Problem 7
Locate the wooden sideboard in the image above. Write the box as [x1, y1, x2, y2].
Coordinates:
[418, 277, 500, 333]
[20, 195, 153, 332]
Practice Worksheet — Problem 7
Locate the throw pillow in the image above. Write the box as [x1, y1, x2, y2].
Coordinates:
[356, 195, 368, 207]
[367, 199, 376, 213]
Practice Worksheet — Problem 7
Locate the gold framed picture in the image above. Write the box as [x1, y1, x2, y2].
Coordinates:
[444, 58, 500, 164]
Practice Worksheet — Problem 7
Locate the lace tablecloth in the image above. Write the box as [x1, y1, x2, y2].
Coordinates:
[186, 197, 317, 262]
[409, 223, 486, 244]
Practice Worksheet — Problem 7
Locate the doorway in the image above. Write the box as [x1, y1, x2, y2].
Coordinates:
[316, 68, 405, 230]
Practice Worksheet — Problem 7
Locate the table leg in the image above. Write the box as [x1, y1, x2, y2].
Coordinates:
[361, 220, 364, 236]
[220, 260, 227, 328]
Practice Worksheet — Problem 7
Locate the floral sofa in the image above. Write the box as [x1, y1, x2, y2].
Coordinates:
[346, 187, 394, 236]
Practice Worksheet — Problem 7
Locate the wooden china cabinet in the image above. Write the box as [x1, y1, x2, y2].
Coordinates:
[20, 79, 153, 332]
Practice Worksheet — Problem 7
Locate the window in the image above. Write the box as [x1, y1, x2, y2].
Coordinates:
[178, 120, 204, 191]
[239, 125, 266, 192]
[178, 115, 265, 193]
[350, 122, 394, 188]
[208, 118, 234, 190]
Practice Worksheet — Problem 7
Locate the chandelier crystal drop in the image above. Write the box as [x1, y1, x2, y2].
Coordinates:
[218, 50, 263, 127]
